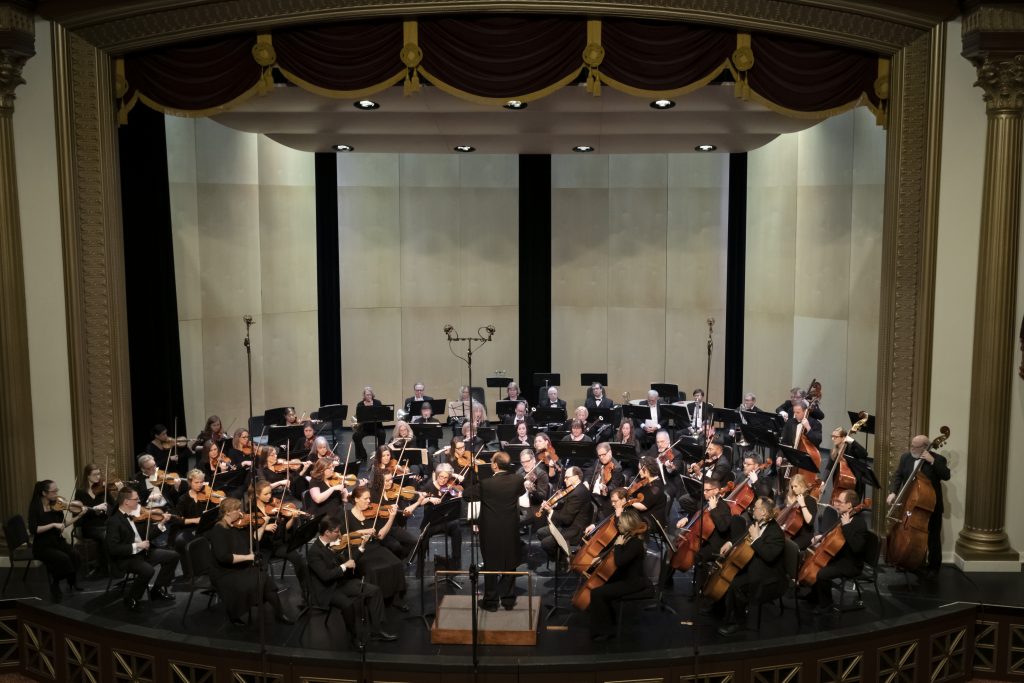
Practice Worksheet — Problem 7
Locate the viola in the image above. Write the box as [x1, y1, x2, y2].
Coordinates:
[329, 533, 365, 552]
[797, 499, 872, 586]
[535, 482, 578, 518]
[134, 507, 175, 524]
[266, 499, 311, 519]
[601, 460, 614, 484]
[150, 469, 181, 487]
[326, 473, 358, 488]
[362, 502, 393, 519]
[383, 484, 420, 502]
[268, 459, 305, 473]
[537, 447, 560, 467]
[229, 511, 265, 529]
[195, 485, 226, 505]
[52, 497, 84, 514]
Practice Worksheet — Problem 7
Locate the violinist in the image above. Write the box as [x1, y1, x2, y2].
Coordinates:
[502, 401, 535, 428]
[225, 428, 254, 469]
[105, 487, 178, 610]
[368, 467, 421, 562]
[282, 407, 300, 425]
[586, 508, 650, 641]
[679, 438, 733, 517]
[206, 497, 294, 626]
[388, 420, 415, 450]
[259, 446, 310, 501]
[459, 420, 486, 453]
[410, 401, 440, 451]
[196, 440, 234, 485]
[633, 457, 668, 531]
[74, 463, 116, 576]
[145, 424, 186, 475]
[373, 444, 410, 479]
[134, 453, 182, 507]
[887, 434, 950, 578]
[306, 436, 337, 466]
[171, 469, 212, 564]
[775, 387, 824, 421]
[646, 430, 682, 499]
[533, 432, 563, 484]
[194, 415, 228, 454]
[584, 443, 625, 518]
[308, 516, 396, 646]
[307, 459, 349, 519]
[352, 386, 386, 462]
[674, 477, 732, 587]
[563, 419, 593, 443]
[347, 486, 408, 609]
[28, 480, 84, 600]
[300, 421, 317, 455]
[471, 401, 490, 428]
[715, 496, 786, 636]
[585, 382, 614, 411]
[537, 467, 590, 572]
[781, 473, 817, 550]
[807, 489, 868, 613]
[517, 449, 550, 524]
[829, 427, 869, 500]
[417, 463, 464, 572]
[252, 480, 310, 602]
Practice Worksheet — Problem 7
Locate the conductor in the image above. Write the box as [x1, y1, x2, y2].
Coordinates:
[464, 450, 525, 612]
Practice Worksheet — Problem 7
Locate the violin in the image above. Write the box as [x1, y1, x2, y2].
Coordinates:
[229, 511, 265, 528]
[268, 459, 305, 473]
[362, 502, 393, 519]
[266, 498, 312, 519]
[329, 533, 365, 552]
[326, 473, 358, 488]
[195, 485, 226, 505]
[601, 460, 614, 485]
[150, 469, 182, 487]
[91, 476, 123, 497]
[383, 484, 420, 502]
[438, 482, 464, 499]
[52, 497, 84, 514]
[134, 507, 175, 524]
[537, 447, 560, 468]
[158, 435, 194, 449]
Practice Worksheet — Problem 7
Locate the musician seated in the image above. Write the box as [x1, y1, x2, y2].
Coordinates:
[417, 463, 464, 572]
[388, 420, 415, 450]
[633, 456, 668, 534]
[533, 432, 563, 484]
[583, 443, 625, 519]
[411, 402, 440, 451]
[506, 420, 533, 447]
[536, 467, 591, 572]
[677, 439, 733, 517]
[105, 487, 179, 611]
[309, 515, 396, 646]
[196, 441, 243, 500]
[563, 406, 589, 432]
[299, 421, 316, 455]
[675, 477, 732, 588]
[135, 453, 183, 507]
[252, 479, 311, 601]
[401, 382, 432, 420]
[584, 487, 629, 537]
[517, 449, 551, 525]
[502, 401, 535, 427]
[225, 428, 254, 469]
[352, 386, 387, 462]
[645, 430, 682, 499]
[259, 446, 309, 501]
[459, 421, 487, 454]
[716, 496, 786, 636]
[171, 469, 212, 568]
[305, 435, 336, 465]
[145, 424, 187, 476]
[368, 467, 421, 563]
[808, 489, 868, 613]
[829, 427, 869, 501]
[541, 386, 567, 411]
[562, 419, 593, 443]
[637, 390, 664, 449]
[505, 381, 526, 405]
[782, 474, 817, 550]
[587, 509, 652, 642]
[584, 382, 614, 411]
[739, 454, 775, 503]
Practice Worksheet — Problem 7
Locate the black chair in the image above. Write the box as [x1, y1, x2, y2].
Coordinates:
[837, 531, 883, 615]
[105, 568, 138, 596]
[182, 536, 219, 622]
[297, 570, 334, 636]
[614, 546, 662, 637]
[756, 537, 801, 629]
[2, 515, 36, 595]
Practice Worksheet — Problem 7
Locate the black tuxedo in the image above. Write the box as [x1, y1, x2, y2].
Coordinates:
[464, 470, 524, 607]
[537, 484, 592, 560]
[105, 509, 178, 600]
[540, 399, 567, 411]
[813, 512, 869, 606]
[775, 400, 824, 422]
[584, 395, 614, 412]
[891, 450, 949, 570]
[307, 537, 386, 632]
[686, 401, 714, 430]
[583, 460, 625, 518]
[781, 416, 823, 448]
[503, 413, 536, 428]
[722, 520, 786, 623]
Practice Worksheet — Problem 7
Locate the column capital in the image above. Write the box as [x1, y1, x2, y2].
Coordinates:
[972, 52, 1024, 113]
[0, 1, 35, 112]
[962, 4, 1024, 112]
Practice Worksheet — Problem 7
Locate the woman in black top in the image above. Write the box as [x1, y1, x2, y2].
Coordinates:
[259, 446, 309, 502]
[783, 473, 818, 550]
[346, 486, 407, 607]
[632, 456, 667, 534]
[587, 508, 651, 640]
[73, 463, 116, 575]
[368, 467, 421, 562]
[251, 480, 310, 601]
[144, 424, 189, 475]
[206, 497, 293, 626]
[307, 459, 348, 518]
[27, 480, 85, 600]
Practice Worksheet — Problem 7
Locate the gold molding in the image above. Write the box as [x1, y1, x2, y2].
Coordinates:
[53, 24, 134, 477]
[962, 5, 1024, 34]
[60, 1, 928, 55]
[0, 4, 33, 35]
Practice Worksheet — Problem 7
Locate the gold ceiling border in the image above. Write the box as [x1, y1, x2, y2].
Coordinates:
[50, 0, 942, 492]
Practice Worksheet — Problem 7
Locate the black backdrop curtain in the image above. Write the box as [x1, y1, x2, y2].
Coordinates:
[120, 105, 187, 452]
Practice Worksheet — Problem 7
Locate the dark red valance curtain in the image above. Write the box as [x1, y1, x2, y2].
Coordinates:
[274, 21, 405, 93]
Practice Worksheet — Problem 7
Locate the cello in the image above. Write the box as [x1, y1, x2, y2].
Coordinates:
[570, 481, 644, 574]
[885, 426, 948, 570]
[703, 512, 778, 602]
[669, 481, 735, 571]
[825, 412, 869, 506]
[797, 499, 871, 586]
[571, 514, 649, 610]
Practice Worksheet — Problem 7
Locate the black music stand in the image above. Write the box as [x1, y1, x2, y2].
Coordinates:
[504, 444, 532, 460]
[411, 399, 446, 417]
[268, 425, 305, 450]
[355, 404, 394, 455]
[495, 400, 520, 420]
[194, 506, 221, 536]
[263, 406, 294, 427]
[487, 376, 513, 406]
[477, 427, 497, 444]
[496, 424, 533, 443]
[776, 443, 820, 475]
[534, 406, 567, 425]
[532, 372, 560, 404]
[410, 422, 443, 454]
[650, 383, 679, 401]
[621, 403, 650, 422]
[658, 404, 689, 431]
[610, 443, 639, 465]
[845, 456, 882, 490]
[316, 404, 348, 443]
[558, 440, 598, 468]
[587, 408, 615, 436]
[848, 411, 876, 454]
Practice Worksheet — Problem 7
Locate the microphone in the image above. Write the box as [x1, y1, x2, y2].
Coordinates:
[243, 315, 254, 325]
[485, 325, 496, 337]
[443, 324, 454, 336]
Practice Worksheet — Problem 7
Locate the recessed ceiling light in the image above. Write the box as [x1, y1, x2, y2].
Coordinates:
[572, 145, 594, 153]
[504, 100, 527, 110]
[695, 144, 717, 152]
[333, 144, 354, 152]
[454, 145, 476, 153]
[650, 99, 676, 109]
[353, 99, 379, 110]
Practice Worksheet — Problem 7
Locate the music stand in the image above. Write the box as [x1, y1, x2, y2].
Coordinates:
[844, 456, 882, 490]
[609, 443, 639, 465]
[263, 406, 294, 427]
[356, 404, 394, 455]
[776, 443, 820, 474]
[581, 373, 608, 386]
[658, 404, 689, 430]
[533, 406, 567, 425]
[712, 407, 741, 427]
[745, 409, 784, 435]
[532, 372, 560, 405]
[411, 399, 446, 417]
[410, 423, 443, 453]
[487, 376, 513, 406]
[194, 506, 221, 536]
[477, 427, 497, 445]
[316, 404, 348, 422]
[848, 411, 876, 454]
[621, 404, 650, 422]
[650, 383, 679, 401]
[547, 430, 569, 443]
[504, 444, 532, 460]
[558, 440, 598, 468]
[495, 400, 520, 420]
[268, 424, 305, 450]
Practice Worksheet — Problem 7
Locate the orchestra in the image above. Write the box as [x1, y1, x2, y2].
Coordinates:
[22, 376, 945, 648]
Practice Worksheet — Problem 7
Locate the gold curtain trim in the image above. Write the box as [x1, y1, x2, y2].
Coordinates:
[598, 58, 731, 99]
[416, 65, 584, 106]
[253, 33, 276, 94]
[117, 91, 139, 126]
[277, 67, 407, 99]
[134, 81, 267, 118]
[742, 87, 883, 121]
[874, 57, 890, 126]
[403, 20, 422, 95]
[733, 32, 754, 100]
[584, 19, 603, 96]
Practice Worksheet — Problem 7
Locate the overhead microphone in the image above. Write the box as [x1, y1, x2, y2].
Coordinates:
[243, 314, 254, 324]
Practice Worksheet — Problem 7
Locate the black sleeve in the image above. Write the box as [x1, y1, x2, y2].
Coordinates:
[890, 454, 908, 494]
[930, 454, 951, 482]
[308, 544, 347, 584]
[806, 419, 822, 446]
[610, 466, 626, 488]
[843, 516, 868, 555]
[612, 536, 644, 568]
[552, 488, 588, 526]
[711, 504, 732, 533]
[753, 523, 784, 563]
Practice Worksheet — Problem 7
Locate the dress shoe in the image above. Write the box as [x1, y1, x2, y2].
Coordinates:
[350, 637, 366, 650]
[122, 596, 141, 611]
[717, 623, 740, 636]
[477, 599, 499, 612]
[371, 630, 398, 642]
[391, 601, 410, 613]
[275, 613, 296, 625]
[150, 587, 176, 602]
[502, 601, 516, 611]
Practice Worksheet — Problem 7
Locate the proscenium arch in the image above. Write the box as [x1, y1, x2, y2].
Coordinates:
[49, 1, 944, 539]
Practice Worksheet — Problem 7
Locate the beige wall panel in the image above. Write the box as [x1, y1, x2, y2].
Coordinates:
[458, 188, 519, 307]
[796, 113, 854, 187]
[551, 188, 609, 305]
[552, 154, 609, 189]
[852, 108, 887, 186]
[747, 133, 798, 188]
[460, 155, 518, 189]
[610, 154, 667, 189]
[460, 306, 519, 415]
[165, 116, 197, 185]
[337, 154, 399, 188]
[743, 313, 794, 404]
[257, 136, 315, 187]
[665, 309, 726, 400]
[260, 311, 320, 414]
[607, 307, 666, 396]
[178, 319, 206, 433]
[340, 307, 402, 411]
[847, 183, 884, 415]
[400, 186, 460, 306]
[744, 185, 798, 315]
[202, 315, 265, 434]
[401, 153, 459, 188]
[259, 184, 317, 315]
[196, 183, 262, 318]
[607, 187, 668, 308]
[793, 185, 853, 319]
[551, 306, 608, 403]
[932, 19, 985, 557]
[168, 180, 202, 321]
[792, 316, 848, 431]
[400, 305, 467, 407]
[195, 119, 258, 185]
[338, 186, 400, 309]
[666, 186, 728, 310]
[668, 153, 730, 189]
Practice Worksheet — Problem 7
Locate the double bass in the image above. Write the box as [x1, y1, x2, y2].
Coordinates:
[825, 412, 869, 506]
[797, 499, 871, 586]
[885, 426, 949, 570]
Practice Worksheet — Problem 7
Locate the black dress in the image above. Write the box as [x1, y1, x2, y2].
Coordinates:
[787, 496, 818, 550]
[27, 502, 80, 584]
[345, 510, 407, 601]
[73, 486, 112, 571]
[307, 478, 344, 518]
[206, 523, 283, 621]
[587, 535, 650, 635]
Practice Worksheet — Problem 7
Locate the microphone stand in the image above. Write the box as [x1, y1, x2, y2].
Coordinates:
[704, 318, 714, 407]
[443, 324, 494, 673]
[243, 315, 254, 429]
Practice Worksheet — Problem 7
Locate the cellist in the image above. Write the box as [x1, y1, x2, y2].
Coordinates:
[715, 496, 786, 636]
[807, 489, 868, 613]
[674, 477, 732, 589]
[887, 434, 950, 578]
[586, 508, 651, 642]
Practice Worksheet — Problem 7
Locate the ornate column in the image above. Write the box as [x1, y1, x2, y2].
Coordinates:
[0, 0, 37, 528]
[955, 7, 1024, 568]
